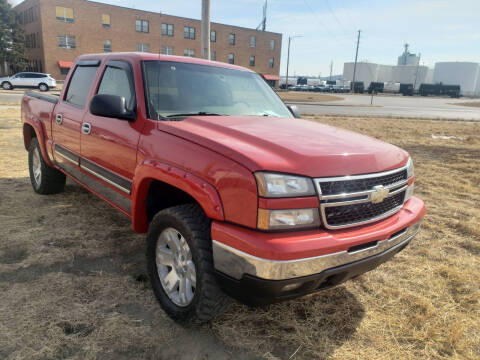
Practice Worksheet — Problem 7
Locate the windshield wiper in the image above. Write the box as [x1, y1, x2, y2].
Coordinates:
[165, 112, 225, 118]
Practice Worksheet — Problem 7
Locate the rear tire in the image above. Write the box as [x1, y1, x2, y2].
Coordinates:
[2, 81, 12, 90]
[28, 138, 66, 194]
[38, 83, 48, 92]
[146, 204, 230, 325]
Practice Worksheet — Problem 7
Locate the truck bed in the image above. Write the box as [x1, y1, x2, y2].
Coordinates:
[25, 91, 59, 104]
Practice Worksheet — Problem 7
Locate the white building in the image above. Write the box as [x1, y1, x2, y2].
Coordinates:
[343, 62, 429, 88]
[433, 62, 480, 96]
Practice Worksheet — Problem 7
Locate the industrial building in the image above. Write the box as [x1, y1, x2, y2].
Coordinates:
[433, 62, 480, 97]
[13, 0, 282, 84]
[342, 44, 480, 96]
[342, 62, 432, 89]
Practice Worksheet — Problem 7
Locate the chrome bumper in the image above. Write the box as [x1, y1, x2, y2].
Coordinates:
[212, 221, 421, 281]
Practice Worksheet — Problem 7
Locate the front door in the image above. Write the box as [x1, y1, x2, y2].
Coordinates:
[52, 61, 100, 173]
[80, 60, 142, 214]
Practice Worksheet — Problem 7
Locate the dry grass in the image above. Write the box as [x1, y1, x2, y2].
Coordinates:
[455, 101, 480, 108]
[277, 91, 343, 103]
[1, 107, 479, 359]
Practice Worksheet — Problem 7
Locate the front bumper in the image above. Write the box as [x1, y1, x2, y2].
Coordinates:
[212, 196, 425, 304]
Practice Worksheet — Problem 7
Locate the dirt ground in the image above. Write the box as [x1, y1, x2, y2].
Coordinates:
[0, 106, 479, 359]
[277, 91, 343, 103]
[455, 101, 480, 108]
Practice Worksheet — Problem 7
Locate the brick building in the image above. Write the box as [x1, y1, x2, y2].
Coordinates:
[13, 0, 282, 85]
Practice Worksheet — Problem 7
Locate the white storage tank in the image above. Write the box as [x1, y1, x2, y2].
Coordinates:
[433, 62, 480, 96]
[343, 62, 378, 88]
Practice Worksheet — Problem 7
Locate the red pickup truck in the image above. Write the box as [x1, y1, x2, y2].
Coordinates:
[21, 52, 425, 324]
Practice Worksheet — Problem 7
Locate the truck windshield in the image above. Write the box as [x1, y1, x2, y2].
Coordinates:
[143, 60, 292, 119]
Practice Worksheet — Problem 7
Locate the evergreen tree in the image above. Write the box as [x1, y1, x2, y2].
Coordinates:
[0, 0, 27, 74]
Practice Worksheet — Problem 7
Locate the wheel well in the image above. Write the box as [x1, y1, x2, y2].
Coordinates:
[145, 180, 198, 221]
[23, 123, 36, 150]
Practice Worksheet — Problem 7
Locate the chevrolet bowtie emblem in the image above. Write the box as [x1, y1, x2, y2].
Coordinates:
[370, 185, 389, 203]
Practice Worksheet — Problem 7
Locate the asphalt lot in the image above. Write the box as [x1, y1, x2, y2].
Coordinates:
[2, 91, 479, 120]
[291, 94, 480, 120]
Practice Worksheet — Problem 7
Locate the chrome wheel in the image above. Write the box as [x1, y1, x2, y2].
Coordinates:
[156, 227, 196, 307]
[32, 147, 42, 187]
[2, 82, 11, 90]
[39, 84, 48, 91]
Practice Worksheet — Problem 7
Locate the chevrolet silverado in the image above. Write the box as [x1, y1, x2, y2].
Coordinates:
[21, 52, 425, 324]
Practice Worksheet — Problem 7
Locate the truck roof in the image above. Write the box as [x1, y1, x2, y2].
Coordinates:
[76, 52, 254, 73]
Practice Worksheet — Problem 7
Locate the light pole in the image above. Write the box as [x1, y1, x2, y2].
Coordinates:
[201, 0, 210, 60]
[285, 35, 302, 90]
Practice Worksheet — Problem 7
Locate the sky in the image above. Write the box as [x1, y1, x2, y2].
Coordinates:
[9, 0, 480, 76]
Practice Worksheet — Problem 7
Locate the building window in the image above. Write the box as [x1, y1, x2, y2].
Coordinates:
[162, 23, 174, 36]
[210, 30, 216, 42]
[58, 35, 76, 49]
[56, 7, 73, 23]
[270, 39, 275, 50]
[102, 14, 110, 27]
[250, 55, 255, 66]
[250, 36, 256, 48]
[136, 43, 149, 52]
[228, 53, 234, 64]
[183, 49, 195, 57]
[269, 57, 274, 68]
[136, 19, 149, 33]
[229, 33, 235, 45]
[210, 51, 216, 61]
[104, 40, 112, 52]
[184, 26, 195, 40]
[161, 45, 174, 55]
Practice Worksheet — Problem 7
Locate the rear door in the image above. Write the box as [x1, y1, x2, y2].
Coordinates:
[52, 60, 100, 174]
[80, 60, 142, 213]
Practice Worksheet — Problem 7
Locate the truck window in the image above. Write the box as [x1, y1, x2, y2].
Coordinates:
[143, 61, 292, 119]
[97, 65, 135, 111]
[65, 65, 99, 108]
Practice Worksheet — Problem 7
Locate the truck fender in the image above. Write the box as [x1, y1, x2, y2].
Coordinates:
[131, 160, 225, 233]
[23, 114, 53, 167]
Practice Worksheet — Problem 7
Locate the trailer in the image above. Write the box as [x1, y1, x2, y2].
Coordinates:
[419, 83, 461, 98]
[367, 82, 384, 94]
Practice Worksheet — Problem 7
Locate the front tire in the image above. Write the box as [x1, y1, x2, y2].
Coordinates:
[38, 83, 48, 92]
[28, 138, 66, 194]
[146, 204, 230, 325]
[2, 81, 12, 90]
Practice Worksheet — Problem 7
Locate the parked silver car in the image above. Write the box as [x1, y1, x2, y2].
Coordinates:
[0, 72, 57, 91]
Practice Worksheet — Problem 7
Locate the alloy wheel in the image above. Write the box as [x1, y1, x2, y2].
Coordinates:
[32, 147, 42, 187]
[156, 227, 196, 307]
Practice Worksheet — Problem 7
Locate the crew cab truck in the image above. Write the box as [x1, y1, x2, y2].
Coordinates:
[22, 53, 425, 324]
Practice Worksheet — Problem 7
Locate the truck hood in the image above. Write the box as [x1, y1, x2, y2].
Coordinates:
[159, 116, 409, 177]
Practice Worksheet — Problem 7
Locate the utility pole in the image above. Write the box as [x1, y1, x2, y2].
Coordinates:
[329, 61, 333, 81]
[413, 52, 421, 90]
[285, 35, 302, 90]
[201, 0, 210, 60]
[352, 30, 361, 92]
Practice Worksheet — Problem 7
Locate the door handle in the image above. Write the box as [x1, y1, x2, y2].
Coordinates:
[55, 113, 63, 125]
[81, 122, 92, 135]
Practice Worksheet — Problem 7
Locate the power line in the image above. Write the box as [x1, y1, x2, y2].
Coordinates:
[301, 0, 346, 44]
[324, 0, 348, 34]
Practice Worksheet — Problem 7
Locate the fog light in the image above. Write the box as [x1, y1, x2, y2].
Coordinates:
[257, 208, 321, 230]
[282, 282, 302, 292]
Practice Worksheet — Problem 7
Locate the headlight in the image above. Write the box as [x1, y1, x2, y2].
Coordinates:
[258, 208, 321, 230]
[406, 157, 414, 178]
[255, 172, 315, 198]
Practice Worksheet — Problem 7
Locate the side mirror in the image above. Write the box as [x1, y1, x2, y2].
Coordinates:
[288, 105, 301, 118]
[89, 94, 135, 121]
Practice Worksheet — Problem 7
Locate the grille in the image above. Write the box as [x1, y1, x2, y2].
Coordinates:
[319, 169, 407, 196]
[324, 191, 405, 227]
